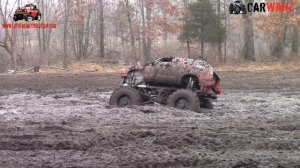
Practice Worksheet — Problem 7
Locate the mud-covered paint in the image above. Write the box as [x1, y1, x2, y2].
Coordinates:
[143, 57, 215, 88]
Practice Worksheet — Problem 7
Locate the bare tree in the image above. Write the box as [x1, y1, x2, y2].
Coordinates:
[70, 0, 93, 61]
[0, 0, 299, 72]
[242, 0, 255, 61]
[140, 0, 152, 63]
[217, 0, 222, 62]
[0, 0, 18, 68]
[183, 0, 191, 58]
[63, 0, 70, 69]
[124, 0, 138, 63]
[98, 0, 105, 58]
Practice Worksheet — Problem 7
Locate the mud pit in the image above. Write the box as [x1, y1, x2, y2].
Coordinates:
[0, 71, 299, 168]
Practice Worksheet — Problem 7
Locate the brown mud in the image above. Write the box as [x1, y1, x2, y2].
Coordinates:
[0, 70, 299, 168]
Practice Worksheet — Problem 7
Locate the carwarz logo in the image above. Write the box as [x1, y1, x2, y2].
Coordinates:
[2, 3, 56, 29]
[229, 0, 296, 14]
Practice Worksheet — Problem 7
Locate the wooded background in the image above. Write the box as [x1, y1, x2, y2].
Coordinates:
[0, 0, 299, 72]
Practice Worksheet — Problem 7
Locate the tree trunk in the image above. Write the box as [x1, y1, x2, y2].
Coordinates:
[217, 0, 222, 63]
[271, 19, 290, 59]
[83, 9, 92, 59]
[201, 41, 204, 58]
[243, 18, 255, 61]
[293, 1, 300, 57]
[187, 35, 191, 58]
[223, 0, 227, 63]
[141, 0, 147, 64]
[37, 28, 42, 65]
[75, 0, 83, 61]
[41, 0, 49, 65]
[99, 0, 105, 58]
[0, 0, 17, 68]
[292, 27, 299, 56]
[242, 0, 255, 62]
[63, 0, 70, 69]
[184, 0, 191, 58]
[125, 0, 138, 64]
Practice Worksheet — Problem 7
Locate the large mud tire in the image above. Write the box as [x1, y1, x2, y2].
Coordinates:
[167, 90, 201, 112]
[229, 4, 234, 14]
[109, 87, 142, 107]
[24, 15, 28, 21]
[13, 15, 18, 22]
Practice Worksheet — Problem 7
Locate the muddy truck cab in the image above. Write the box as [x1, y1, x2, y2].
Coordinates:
[109, 57, 222, 112]
[13, 4, 41, 22]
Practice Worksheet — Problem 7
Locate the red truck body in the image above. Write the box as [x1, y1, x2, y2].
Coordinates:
[13, 4, 41, 22]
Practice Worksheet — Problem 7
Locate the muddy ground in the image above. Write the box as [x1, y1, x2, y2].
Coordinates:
[0, 70, 299, 168]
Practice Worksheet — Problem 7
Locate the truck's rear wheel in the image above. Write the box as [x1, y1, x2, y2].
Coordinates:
[109, 87, 142, 107]
[167, 90, 201, 112]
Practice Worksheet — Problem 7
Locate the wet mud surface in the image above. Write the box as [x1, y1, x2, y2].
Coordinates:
[0, 70, 299, 168]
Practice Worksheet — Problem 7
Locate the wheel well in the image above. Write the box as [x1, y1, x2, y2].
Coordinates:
[127, 70, 143, 77]
[128, 70, 138, 74]
[124, 70, 144, 85]
[181, 75, 199, 86]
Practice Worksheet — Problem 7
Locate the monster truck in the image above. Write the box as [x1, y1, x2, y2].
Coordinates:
[109, 57, 222, 112]
[13, 4, 41, 22]
[229, 0, 247, 14]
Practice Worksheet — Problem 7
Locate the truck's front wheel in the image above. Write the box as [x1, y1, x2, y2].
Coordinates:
[109, 87, 142, 107]
[13, 15, 19, 22]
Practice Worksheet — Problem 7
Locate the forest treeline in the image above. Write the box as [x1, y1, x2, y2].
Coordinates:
[0, 0, 299, 71]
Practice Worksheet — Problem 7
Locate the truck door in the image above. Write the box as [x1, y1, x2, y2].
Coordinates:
[154, 61, 173, 84]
